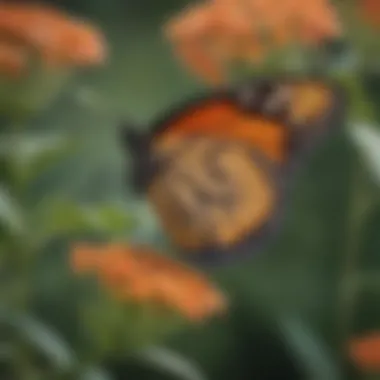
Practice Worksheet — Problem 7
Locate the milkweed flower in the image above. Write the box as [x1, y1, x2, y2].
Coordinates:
[71, 243, 227, 322]
[0, 41, 27, 77]
[0, 2, 106, 77]
[164, 0, 341, 84]
[349, 332, 380, 370]
[360, 0, 380, 28]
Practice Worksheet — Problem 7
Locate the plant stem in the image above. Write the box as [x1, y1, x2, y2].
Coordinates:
[336, 68, 380, 369]
[337, 157, 359, 342]
[1, 126, 32, 311]
[336, 151, 373, 366]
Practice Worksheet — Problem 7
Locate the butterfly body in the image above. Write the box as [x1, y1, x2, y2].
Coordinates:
[122, 76, 346, 264]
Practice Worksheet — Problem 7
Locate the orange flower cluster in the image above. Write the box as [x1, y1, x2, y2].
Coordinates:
[71, 243, 227, 322]
[360, 0, 380, 28]
[0, 40, 26, 76]
[0, 3, 106, 77]
[349, 332, 380, 370]
[165, 0, 341, 84]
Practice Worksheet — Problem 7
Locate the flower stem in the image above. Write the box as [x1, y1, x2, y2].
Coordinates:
[336, 150, 372, 367]
[1, 126, 32, 311]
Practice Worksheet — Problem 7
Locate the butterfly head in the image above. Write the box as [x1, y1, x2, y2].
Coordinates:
[120, 123, 160, 193]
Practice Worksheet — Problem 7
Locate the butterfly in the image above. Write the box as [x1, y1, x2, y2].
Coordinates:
[121, 76, 346, 264]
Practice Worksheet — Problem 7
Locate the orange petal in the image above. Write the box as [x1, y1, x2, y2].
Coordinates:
[0, 3, 107, 67]
[71, 243, 228, 321]
[70, 244, 101, 273]
[349, 333, 380, 370]
[175, 42, 225, 84]
[0, 40, 27, 77]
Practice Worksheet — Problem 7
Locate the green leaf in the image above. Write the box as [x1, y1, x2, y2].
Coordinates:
[0, 186, 24, 235]
[81, 296, 127, 357]
[0, 132, 77, 185]
[0, 133, 65, 160]
[9, 314, 75, 372]
[80, 290, 184, 357]
[336, 74, 376, 120]
[31, 199, 136, 247]
[350, 123, 380, 186]
[133, 346, 208, 380]
[95, 204, 136, 233]
[73, 87, 115, 115]
[0, 341, 15, 361]
[0, 64, 72, 120]
[279, 316, 341, 380]
[80, 366, 114, 380]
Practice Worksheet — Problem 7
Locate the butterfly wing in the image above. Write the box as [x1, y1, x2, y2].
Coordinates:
[151, 96, 291, 163]
[122, 77, 346, 263]
[147, 134, 283, 262]
[233, 77, 346, 159]
[122, 93, 292, 194]
[149, 78, 345, 165]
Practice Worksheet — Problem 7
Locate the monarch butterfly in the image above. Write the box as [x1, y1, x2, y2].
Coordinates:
[121, 76, 346, 264]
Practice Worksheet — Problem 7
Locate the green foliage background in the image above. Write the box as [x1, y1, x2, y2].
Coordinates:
[1, 0, 380, 379]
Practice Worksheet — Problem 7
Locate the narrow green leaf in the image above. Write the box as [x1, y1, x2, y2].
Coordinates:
[10, 315, 75, 372]
[0, 310, 77, 372]
[134, 346, 208, 380]
[0, 133, 65, 160]
[80, 366, 114, 380]
[279, 316, 341, 380]
[0, 186, 24, 234]
[350, 123, 380, 186]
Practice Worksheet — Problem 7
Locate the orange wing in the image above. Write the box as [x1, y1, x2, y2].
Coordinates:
[286, 81, 335, 126]
[123, 78, 345, 261]
[148, 135, 278, 251]
[233, 79, 339, 130]
[150, 80, 342, 166]
[152, 98, 289, 163]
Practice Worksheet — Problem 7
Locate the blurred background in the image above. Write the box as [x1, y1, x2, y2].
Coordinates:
[1, 0, 380, 379]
